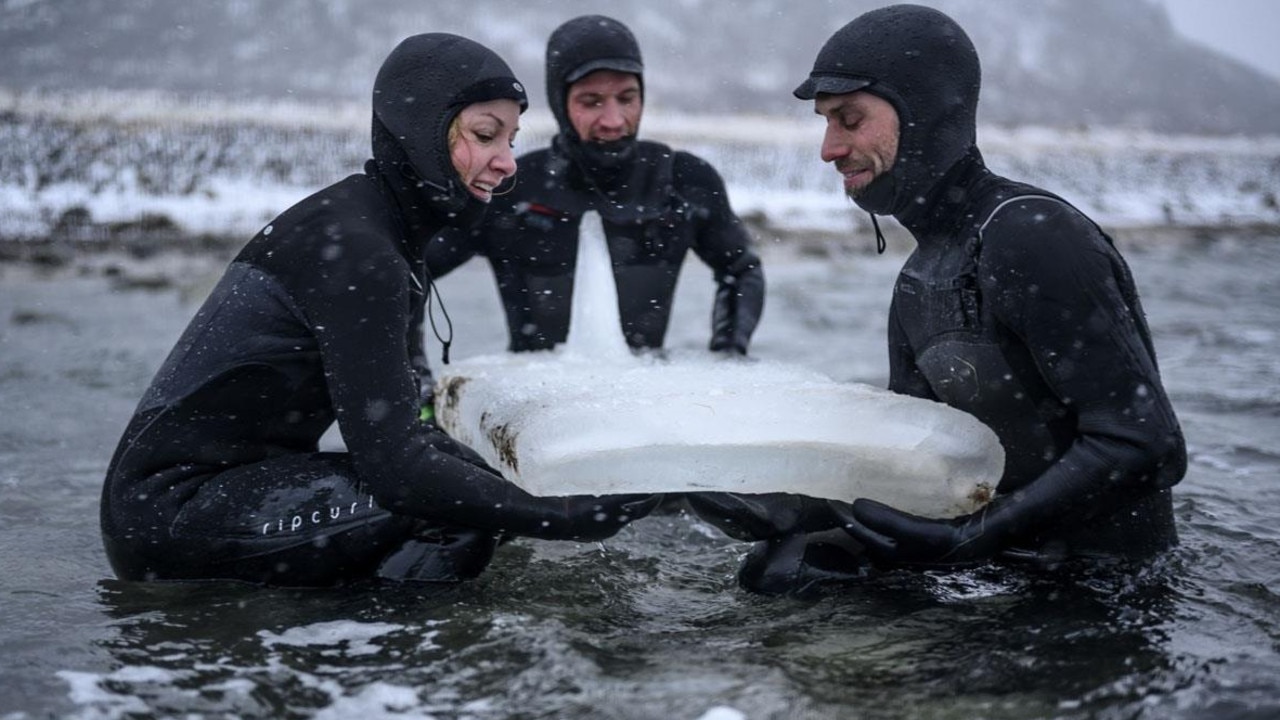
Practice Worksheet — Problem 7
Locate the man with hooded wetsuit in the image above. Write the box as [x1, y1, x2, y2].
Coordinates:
[688, 4, 1186, 595]
[100, 34, 657, 587]
[422, 15, 764, 360]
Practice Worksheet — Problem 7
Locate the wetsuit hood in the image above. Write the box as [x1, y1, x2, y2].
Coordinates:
[794, 4, 980, 218]
[545, 15, 645, 180]
[371, 33, 528, 229]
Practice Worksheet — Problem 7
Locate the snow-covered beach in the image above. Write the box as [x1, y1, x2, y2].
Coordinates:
[3, 88, 1278, 257]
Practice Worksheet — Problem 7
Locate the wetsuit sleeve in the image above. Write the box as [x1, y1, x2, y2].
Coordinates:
[845, 200, 1186, 566]
[678, 154, 765, 354]
[294, 236, 657, 541]
[982, 201, 1185, 497]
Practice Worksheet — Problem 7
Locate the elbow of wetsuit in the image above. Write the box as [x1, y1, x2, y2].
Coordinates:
[709, 254, 764, 355]
[1126, 412, 1188, 491]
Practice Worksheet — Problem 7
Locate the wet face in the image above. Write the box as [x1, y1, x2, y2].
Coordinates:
[449, 98, 521, 203]
[566, 70, 642, 143]
[815, 92, 900, 199]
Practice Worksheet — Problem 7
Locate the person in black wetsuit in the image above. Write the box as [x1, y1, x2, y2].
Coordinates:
[422, 15, 764, 362]
[688, 4, 1187, 594]
[100, 33, 659, 587]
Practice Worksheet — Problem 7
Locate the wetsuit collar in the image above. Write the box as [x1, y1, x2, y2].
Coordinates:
[895, 146, 989, 243]
[364, 158, 448, 261]
[546, 134, 675, 225]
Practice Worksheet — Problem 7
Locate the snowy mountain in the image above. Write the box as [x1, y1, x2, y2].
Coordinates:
[3, 0, 1280, 136]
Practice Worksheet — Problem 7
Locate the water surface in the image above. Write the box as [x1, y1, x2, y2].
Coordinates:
[1, 234, 1277, 719]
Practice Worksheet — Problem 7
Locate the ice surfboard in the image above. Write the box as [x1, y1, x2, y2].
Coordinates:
[435, 213, 1004, 519]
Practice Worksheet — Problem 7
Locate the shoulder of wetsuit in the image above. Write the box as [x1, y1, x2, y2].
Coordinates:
[668, 149, 724, 185]
[237, 176, 395, 270]
[977, 196, 1109, 276]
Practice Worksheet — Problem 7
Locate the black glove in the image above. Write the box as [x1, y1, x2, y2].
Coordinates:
[709, 256, 764, 355]
[841, 446, 1142, 569]
[686, 492, 851, 542]
[841, 498, 1009, 569]
[520, 493, 665, 542]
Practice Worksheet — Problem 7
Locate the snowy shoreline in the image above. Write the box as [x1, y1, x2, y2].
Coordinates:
[3, 87, 1278, 257]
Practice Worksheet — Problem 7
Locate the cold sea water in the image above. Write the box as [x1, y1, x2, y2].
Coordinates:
[1, 230, 1277, 720]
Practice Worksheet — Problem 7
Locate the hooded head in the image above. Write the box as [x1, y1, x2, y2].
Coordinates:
[545, 15, 645, 176]
[372, 33, 527, 223]
[795, 4, 980, 217]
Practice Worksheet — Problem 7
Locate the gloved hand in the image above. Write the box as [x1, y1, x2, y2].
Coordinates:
[709, 256, 764, 355]
[840, 498, 1008, 569]
[528, 493, 664, 542]
[686, 492, 851, 541]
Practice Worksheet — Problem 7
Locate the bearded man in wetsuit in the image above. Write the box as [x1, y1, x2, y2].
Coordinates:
[422, 14, 764, 362]
[688, 4, 1187, 594]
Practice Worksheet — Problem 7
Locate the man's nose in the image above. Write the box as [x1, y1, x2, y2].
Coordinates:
[820, 126, 849, 164]
[598, 99, 626, 129]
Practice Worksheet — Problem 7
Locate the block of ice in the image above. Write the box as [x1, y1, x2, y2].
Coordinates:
[433, 211, 1004, 518]
[435, 351, 1003, 518]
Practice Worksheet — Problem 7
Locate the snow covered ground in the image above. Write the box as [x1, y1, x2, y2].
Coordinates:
[2, 88, 1278, 245]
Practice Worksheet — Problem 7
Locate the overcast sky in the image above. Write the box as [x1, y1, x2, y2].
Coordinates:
[1159, 0, 1280, 80]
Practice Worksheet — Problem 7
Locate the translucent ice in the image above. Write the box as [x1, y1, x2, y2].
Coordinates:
[436, 215, 1005, 518]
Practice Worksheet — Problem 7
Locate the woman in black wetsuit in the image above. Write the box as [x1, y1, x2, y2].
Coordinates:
[100, 34, 658, 587]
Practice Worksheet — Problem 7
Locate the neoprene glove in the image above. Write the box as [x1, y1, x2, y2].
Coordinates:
[840, 499, 1007, 569]
[518, 493, 665, 542]
[686, 492, 851, 541]
[709, 258, 764, 355]
[841, 447, 1133, 568]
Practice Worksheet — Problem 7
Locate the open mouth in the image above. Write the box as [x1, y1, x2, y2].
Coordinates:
[468, 180, 496, 202]
[841, 167, 872, 191]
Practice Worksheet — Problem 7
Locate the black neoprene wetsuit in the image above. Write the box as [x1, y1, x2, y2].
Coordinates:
[689, 5, 1185, 592]
[425, 15, 763, 357]
[425, 140, 764, 353]
[689, 151, 1185, 575]
[883, 149, 1184, 557]
[99, 34, 654, 587]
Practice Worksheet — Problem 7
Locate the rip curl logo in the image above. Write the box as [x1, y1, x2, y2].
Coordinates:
[260, 493, 377, 535]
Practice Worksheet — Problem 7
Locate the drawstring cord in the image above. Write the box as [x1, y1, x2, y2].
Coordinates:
[422, 264, 453, 365]
[869, 213, 887, 254]
[395, 161, 456, 365]
[490, 171, 519, 197]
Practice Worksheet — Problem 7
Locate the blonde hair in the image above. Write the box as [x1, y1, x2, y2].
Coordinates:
[447, 115, 461, 150]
